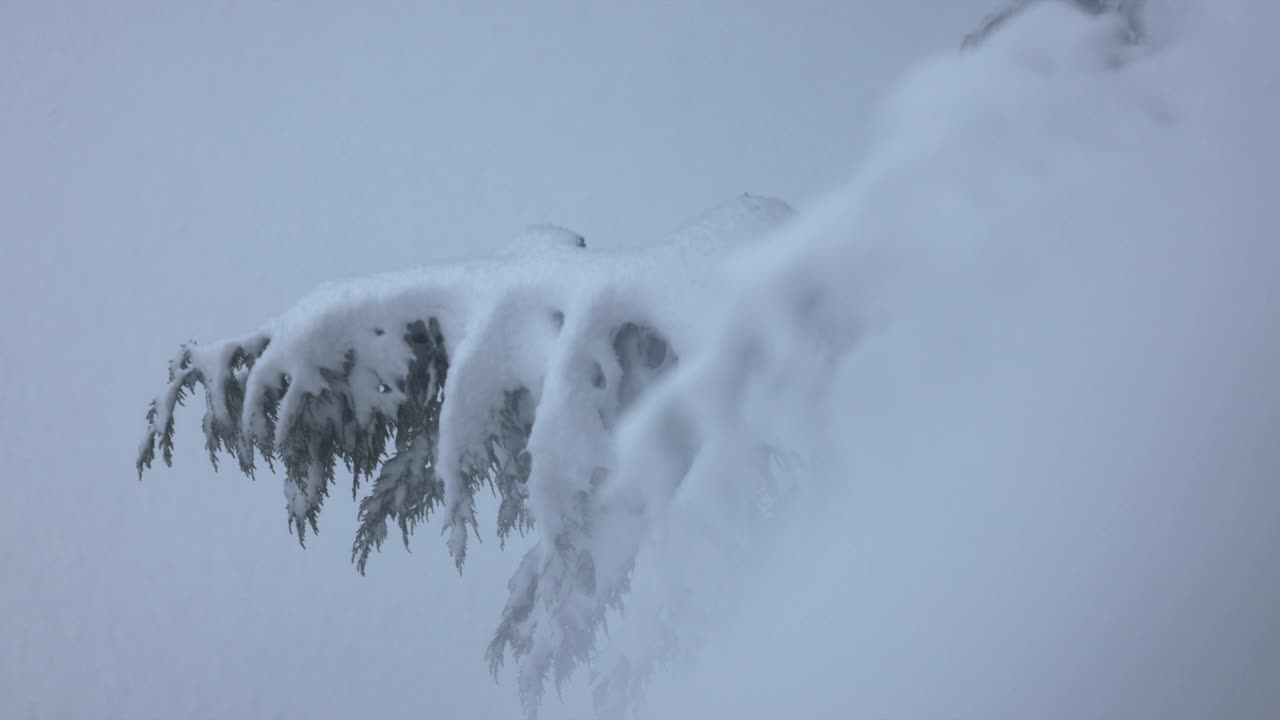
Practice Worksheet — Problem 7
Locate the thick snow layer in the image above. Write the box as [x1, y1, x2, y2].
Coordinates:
[134, 192, 795, 710]
[139, 194, 791, 528]
[625, 3, 1280, 718]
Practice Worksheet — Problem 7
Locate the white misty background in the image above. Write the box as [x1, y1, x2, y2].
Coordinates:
[3, 2, 1278, 719]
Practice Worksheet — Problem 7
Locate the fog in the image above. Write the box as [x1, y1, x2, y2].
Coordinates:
[3, 2, 1277, 719]
[643, 4, 1280, 717]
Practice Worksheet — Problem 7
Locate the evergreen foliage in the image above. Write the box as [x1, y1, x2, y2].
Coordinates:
[137, 195, 794, 717]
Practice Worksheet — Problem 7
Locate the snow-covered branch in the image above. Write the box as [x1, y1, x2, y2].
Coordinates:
[137, 194, 793, 715]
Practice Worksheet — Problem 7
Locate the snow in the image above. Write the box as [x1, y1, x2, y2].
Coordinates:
[131, 189, 797, 708]
[138, 192, 791, 532]
[627, 3, 1280, 718]
[7, 1, 1279, 719]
